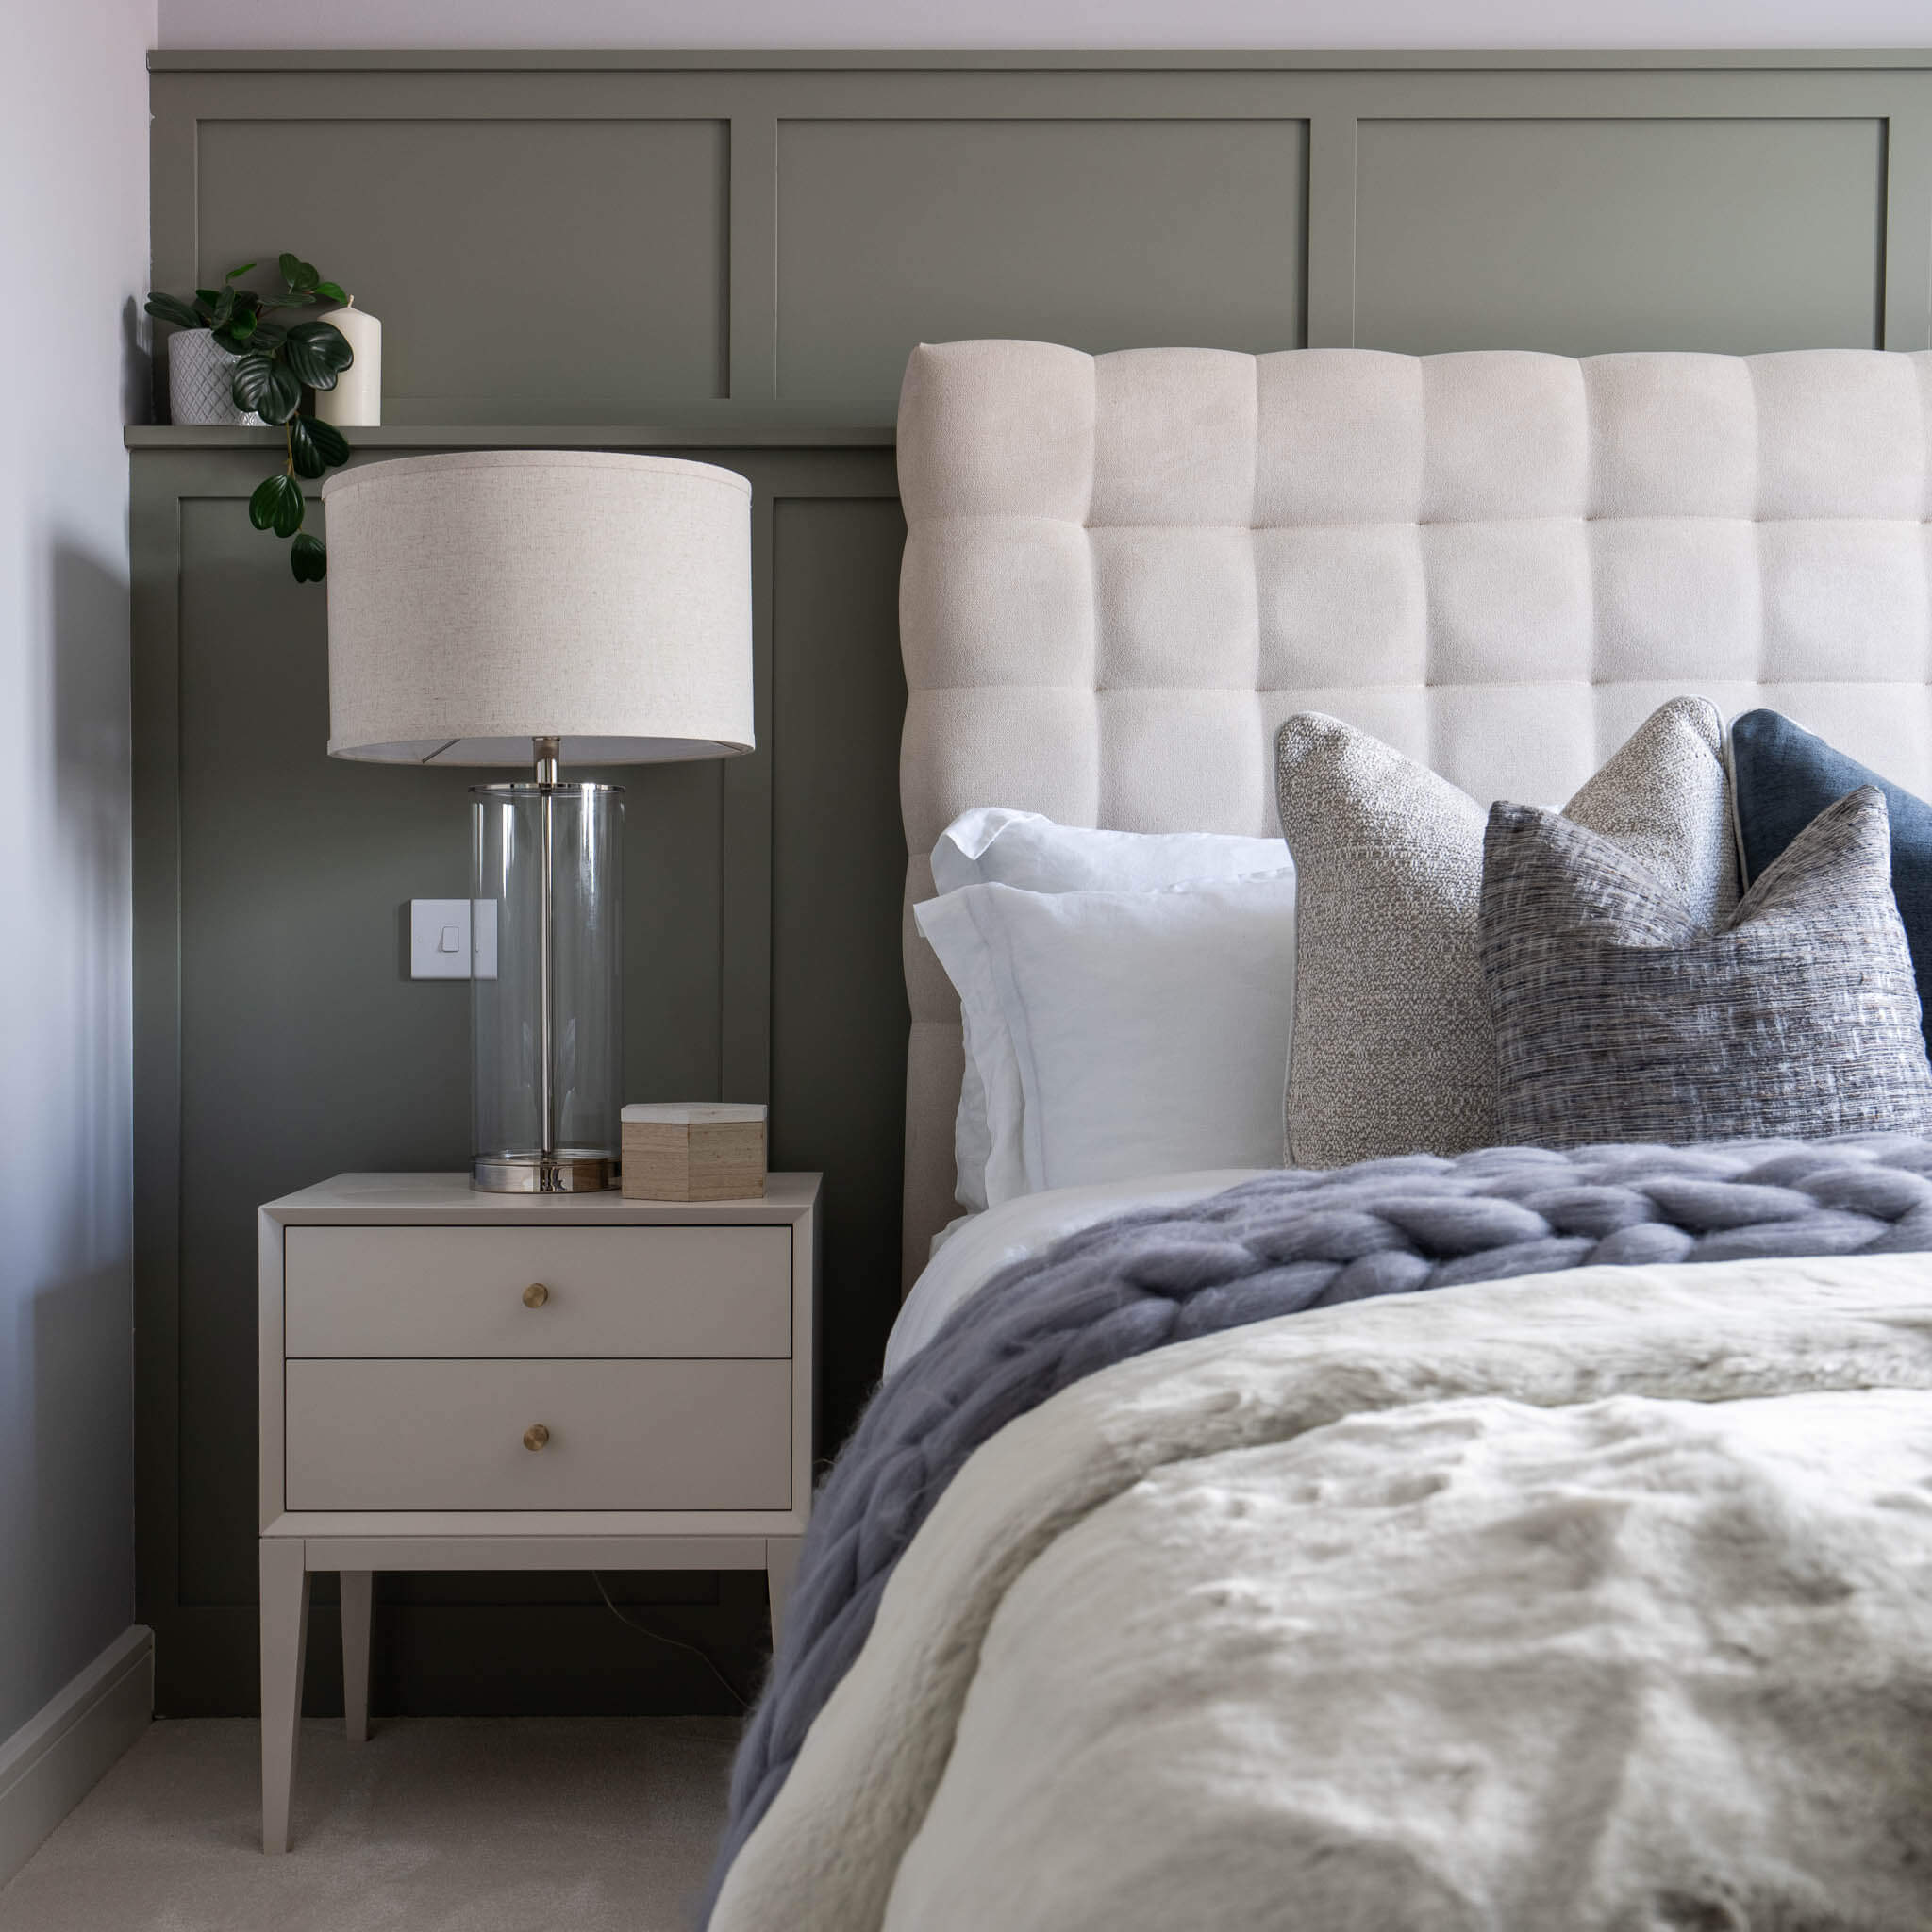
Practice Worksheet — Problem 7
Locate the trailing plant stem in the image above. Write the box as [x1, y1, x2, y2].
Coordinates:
[145, 252, 354, 581]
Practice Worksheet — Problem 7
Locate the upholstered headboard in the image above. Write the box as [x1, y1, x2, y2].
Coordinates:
[896, 339, 1932, 1282]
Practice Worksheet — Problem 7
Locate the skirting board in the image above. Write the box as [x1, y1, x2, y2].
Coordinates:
[0, 1626, 153, 1890]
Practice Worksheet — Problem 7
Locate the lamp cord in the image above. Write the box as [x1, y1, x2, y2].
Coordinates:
[590, 1569, 750, 1713]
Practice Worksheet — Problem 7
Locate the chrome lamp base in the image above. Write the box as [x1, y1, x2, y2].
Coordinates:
[472, 1152, 620, 1193]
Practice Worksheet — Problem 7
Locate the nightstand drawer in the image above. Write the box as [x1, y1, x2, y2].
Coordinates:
[284, 1225, 791, 1358]
[284, 1358, 791, 1510]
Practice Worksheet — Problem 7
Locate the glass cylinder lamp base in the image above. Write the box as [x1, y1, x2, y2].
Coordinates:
[472, 1152, 620, 1193]
[471, 777, 625, 1200]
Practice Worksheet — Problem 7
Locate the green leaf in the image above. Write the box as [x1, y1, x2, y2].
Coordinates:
[214, 291, 258, 352]
[230, 352, 302, 425]
[308, 416, 349, 467]
[143, 292, 203, 330]
[210, 287, 235, 329]
[282, 320, 354, 389]
[287, 430, 325, 481]
[311, 281, 348, 306]
[249, 474, 306, 539]
[290, 532, 326, 583]
[246, 319, 288, 352]
[288, 414, 350, 478]
[224, 261, 257, 282]
[278, 252, 320, 294]
[193, 289, 223, 308]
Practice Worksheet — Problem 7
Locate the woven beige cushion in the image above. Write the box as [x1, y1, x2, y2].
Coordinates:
[1276, 696, 1738, 1167]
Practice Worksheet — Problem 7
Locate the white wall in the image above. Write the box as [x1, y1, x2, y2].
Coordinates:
[0, 0, 151, 1744]
[156, 0, 1932, 50]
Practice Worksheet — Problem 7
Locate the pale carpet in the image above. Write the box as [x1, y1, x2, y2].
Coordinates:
[0, 1714, 739, 1932]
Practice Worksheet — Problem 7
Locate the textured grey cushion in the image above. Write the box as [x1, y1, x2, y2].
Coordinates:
[1483, 785, 1932, 1146]
[1276, 697, 1739, 1167]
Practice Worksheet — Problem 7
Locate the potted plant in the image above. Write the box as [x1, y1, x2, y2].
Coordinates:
[145, 255, 357, 581]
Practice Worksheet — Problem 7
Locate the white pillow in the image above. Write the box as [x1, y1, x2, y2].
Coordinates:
[914, 877, 1295, 1204]
[933, 807, 1291, 895]
[927, 808, 1296, 1209]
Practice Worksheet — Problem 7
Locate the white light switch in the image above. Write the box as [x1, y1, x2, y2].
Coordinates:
[409, 900, 500, 978]
[410, 899, 473, 980]
[408, 900, 499, 980]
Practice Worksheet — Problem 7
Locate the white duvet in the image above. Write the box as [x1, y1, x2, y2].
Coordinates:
[716, 1251, 1932, 1931]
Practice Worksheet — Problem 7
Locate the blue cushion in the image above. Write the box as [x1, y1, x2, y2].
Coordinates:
[1730, 708, 1932, 1050]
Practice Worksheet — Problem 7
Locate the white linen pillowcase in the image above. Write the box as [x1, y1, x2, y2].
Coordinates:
[927, 808, 1295, 1212]
[933, 806, 1291, 895]
[914, 875, 1295, 1206]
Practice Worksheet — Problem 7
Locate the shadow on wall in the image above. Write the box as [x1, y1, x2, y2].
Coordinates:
[1, 541, 137, 1737]
[121, 297, 150, 427]
[51, 542, 133, 1268]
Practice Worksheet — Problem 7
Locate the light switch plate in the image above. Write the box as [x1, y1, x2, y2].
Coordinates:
[409, 900, 470, 978]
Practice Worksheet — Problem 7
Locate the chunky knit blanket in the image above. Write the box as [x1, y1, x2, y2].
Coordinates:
[705, 1134, 1932, 1918]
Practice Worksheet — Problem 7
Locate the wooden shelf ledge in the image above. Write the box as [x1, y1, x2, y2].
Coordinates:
[126, 418, 896, 451]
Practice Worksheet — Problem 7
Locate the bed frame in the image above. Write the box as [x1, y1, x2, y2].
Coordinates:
[896, 340, 1932, 1280]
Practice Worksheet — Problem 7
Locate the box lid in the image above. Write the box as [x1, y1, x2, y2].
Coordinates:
[622, 1102, 767, 1124]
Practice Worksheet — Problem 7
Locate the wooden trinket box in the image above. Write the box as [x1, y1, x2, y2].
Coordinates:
[621, 1102, 768, 1201]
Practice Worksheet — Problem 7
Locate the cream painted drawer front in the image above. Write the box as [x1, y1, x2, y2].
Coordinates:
[284, 1225, 791, 1358]
[285, 1358, 791, 1510]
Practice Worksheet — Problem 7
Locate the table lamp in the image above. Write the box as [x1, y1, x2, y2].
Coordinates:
[321, 450, 754, 1191]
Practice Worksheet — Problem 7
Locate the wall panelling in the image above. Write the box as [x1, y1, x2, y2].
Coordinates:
[138, 47, 1932, 1714]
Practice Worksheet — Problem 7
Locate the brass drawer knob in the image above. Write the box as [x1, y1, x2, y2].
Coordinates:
[523, 1424, 551, 1452]
[523, 1281, 550, 1308]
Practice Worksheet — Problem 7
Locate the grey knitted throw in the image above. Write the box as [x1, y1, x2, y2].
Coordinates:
[704, 1134, 1932, 1920]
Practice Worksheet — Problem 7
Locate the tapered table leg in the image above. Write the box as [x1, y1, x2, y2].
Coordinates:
[765, 1536, 804, 1652]
[340, 1570, 373, 1744]
[259, 1539, 310, 1854]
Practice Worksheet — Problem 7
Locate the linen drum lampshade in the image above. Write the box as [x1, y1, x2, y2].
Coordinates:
[321, 450, 755, 1192]
[322, 449, 753, 765]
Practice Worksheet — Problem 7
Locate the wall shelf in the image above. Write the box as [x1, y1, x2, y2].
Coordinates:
[126, 419, 896, 451]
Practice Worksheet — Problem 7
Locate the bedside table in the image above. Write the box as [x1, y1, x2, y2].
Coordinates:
[256, 1172, 820, 1853]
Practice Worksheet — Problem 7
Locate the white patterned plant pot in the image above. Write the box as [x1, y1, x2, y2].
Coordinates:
[167, 328, 267, 426]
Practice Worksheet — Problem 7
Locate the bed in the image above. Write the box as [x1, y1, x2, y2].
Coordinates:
[706, 342, 1932, 1929]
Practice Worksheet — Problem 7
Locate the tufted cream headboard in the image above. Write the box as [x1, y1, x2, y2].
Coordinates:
[896, 339, 1932, 1283]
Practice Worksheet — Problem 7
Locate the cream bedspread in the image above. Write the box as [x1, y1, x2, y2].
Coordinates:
[712, 1255, 1932, 1931]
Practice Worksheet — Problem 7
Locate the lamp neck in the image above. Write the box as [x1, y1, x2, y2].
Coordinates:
[532, 735, 561, 790]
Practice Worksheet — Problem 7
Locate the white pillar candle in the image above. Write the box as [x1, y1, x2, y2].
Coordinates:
[313, 301, 382, 427]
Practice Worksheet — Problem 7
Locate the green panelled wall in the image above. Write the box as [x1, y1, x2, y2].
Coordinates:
[134, 48, 1932, 1714]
